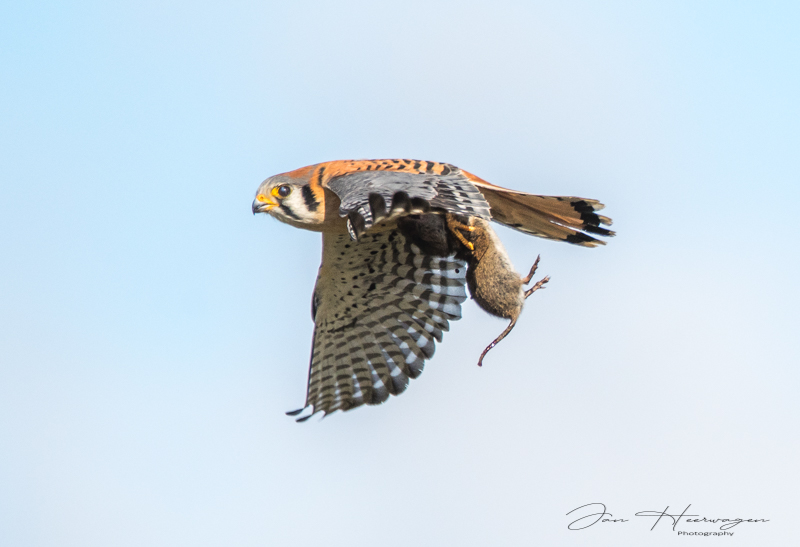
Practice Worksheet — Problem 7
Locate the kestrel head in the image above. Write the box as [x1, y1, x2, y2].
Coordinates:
[252, 166, 326, 227]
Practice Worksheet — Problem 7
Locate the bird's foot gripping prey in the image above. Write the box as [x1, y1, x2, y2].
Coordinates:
[252, 159, 614, 421]
[447, 215, 551, 366]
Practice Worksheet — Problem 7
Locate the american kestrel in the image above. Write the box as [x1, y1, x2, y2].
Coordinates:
[252, 159, 613, 421]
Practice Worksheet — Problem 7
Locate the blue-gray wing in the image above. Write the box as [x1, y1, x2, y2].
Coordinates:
[326, 169, 492, 239]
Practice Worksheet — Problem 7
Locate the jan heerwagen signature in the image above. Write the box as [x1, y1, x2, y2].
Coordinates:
[567, 503, 769, 534]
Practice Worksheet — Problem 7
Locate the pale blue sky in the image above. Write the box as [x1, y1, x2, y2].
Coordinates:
[1, 1, 798, 545]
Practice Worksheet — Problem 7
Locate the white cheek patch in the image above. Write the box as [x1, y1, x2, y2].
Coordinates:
[276, 192, 321, 224]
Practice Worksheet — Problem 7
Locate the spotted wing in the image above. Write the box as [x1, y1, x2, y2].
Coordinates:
[287, 227, 467, 422]
[326, 168, 492, 239]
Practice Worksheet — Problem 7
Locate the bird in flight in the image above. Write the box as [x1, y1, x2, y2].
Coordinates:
[252, 159, 614, 421]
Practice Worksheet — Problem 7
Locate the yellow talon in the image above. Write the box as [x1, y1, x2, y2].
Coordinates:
[444, 214, 478, 252]
[450, 225, 474, 250]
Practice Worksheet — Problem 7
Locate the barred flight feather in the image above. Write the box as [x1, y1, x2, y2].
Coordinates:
[289, 227, 467, 420]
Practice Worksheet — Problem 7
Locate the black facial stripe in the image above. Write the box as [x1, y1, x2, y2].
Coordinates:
[279, 202, 302, 220]
[301, 184, 319, 212]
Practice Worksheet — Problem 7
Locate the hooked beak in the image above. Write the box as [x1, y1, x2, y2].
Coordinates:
[252, 194, 277, 214]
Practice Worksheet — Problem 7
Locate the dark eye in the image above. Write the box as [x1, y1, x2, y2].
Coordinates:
[277, 185, 292, 198]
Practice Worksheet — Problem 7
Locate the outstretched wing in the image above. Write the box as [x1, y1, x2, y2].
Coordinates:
[323, 160, 491, 239]
[287, 226, 467, 422]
